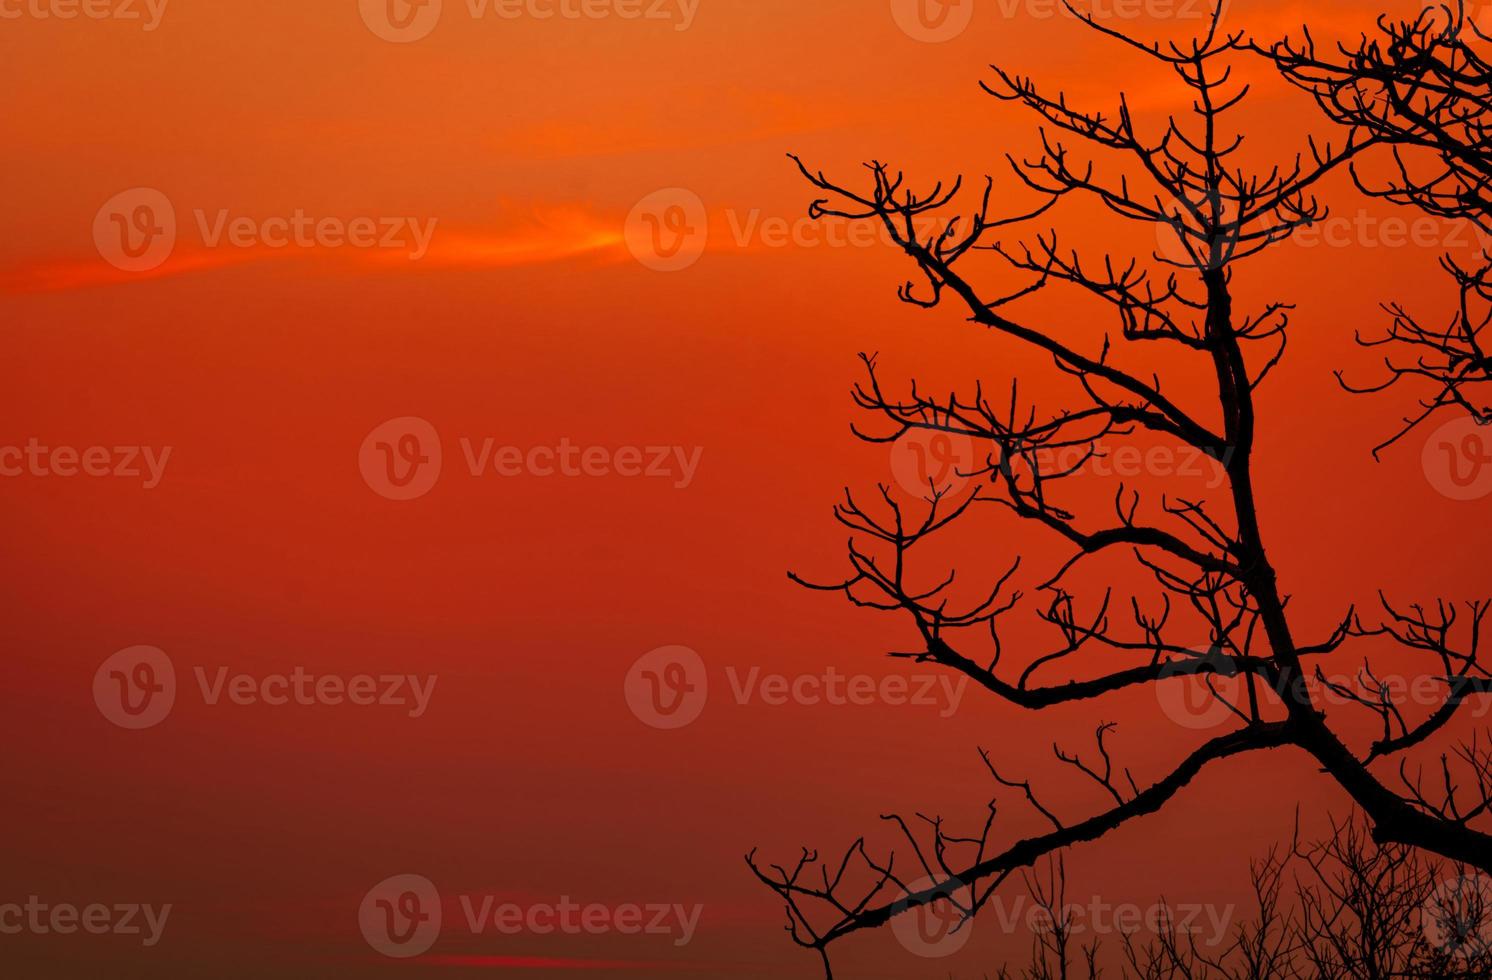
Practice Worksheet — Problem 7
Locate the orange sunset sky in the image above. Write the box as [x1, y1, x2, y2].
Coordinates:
[3, 0, 1490, 977]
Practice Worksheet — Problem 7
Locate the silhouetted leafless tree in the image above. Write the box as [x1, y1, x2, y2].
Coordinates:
[746, 5, 1492, 977]
[1266, 2, 1492, 448]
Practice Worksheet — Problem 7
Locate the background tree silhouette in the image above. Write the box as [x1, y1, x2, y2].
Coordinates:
[998, 818, 1492, 978]
[747, 5, 1492, 977]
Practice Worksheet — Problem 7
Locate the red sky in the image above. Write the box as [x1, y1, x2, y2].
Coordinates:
[3, 0, 1489, 977]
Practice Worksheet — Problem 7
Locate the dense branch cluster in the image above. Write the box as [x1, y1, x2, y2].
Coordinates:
[748, 3, 1492, 977]
[1270, 5, 1492, 445]
[1002, 819, 1492, 979]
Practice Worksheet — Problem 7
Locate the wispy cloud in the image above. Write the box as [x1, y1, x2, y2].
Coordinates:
[0, 206, 629, 295]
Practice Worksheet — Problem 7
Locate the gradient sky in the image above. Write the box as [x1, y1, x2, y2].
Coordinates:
[4, 0, 1490, 977]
